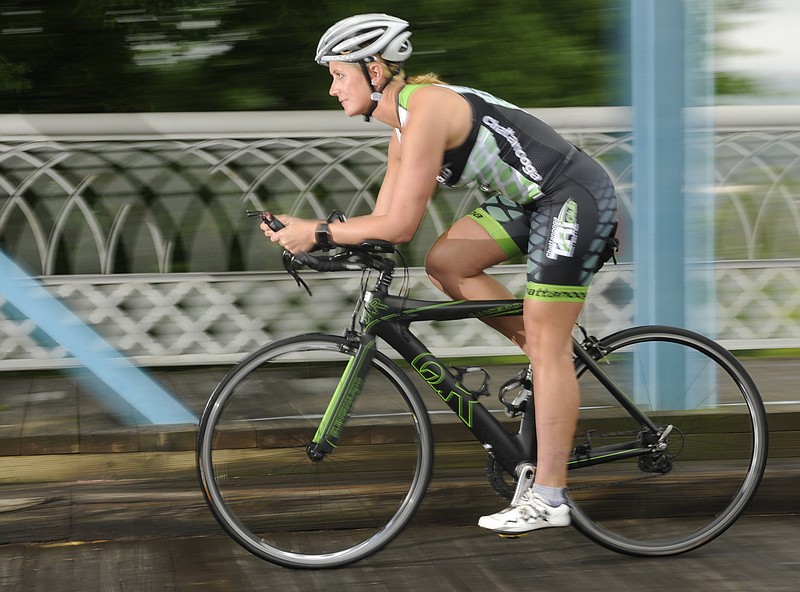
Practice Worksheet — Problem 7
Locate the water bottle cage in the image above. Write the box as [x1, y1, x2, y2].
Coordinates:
[451, 366, 491, 397]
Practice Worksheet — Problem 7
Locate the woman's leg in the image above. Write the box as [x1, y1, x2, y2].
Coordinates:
[426, 210, 583, 485]
[478, 170, 616, 534]
[477, 298, 580, 534]
[426, 216, 526, 347]
[524, 299, 584, 489]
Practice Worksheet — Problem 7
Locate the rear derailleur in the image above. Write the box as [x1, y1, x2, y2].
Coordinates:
[636, 426, 675, 475]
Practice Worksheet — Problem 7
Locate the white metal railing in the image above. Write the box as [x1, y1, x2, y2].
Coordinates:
[0, 259, 796, 370]
[3, 106, 800, 139]
[1, 107, 799, 369]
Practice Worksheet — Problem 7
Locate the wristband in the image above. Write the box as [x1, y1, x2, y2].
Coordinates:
[315, 223, 335, 251]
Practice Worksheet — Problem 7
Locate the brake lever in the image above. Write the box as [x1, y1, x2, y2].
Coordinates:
[282, 251, 313, 297]
[247, 210, 312, 296]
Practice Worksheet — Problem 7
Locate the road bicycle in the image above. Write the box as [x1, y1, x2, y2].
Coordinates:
[196, 214, 768, 570]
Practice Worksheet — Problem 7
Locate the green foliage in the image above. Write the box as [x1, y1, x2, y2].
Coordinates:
[0, 56, 31, 93]
[0, 0, 149, 111]
[0, 0, 620, 112]
[0, 0, 762, 113]
[715, 72, 759, 97]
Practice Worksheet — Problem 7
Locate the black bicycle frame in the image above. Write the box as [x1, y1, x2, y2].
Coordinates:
[309, 282, 656, 475]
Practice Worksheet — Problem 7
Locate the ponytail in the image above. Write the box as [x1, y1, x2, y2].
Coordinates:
[406, 72, 447, 85]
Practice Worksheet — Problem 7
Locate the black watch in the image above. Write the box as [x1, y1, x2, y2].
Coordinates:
[315, 222, 335, 251]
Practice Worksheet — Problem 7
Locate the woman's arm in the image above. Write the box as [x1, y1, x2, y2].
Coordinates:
[371, 132, 402, 217]
[265, 87, 463, 251]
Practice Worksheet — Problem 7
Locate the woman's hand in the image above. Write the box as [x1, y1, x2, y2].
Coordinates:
[260, 215, 317, 253]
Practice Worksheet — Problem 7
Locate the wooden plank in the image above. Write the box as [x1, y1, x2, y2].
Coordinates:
[76, 375, 139, 453]
[18, 373, 78, 455]
[137, 424, 196, 452]
[0, 374, 30, 456]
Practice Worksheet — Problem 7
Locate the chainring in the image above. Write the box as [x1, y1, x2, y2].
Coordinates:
[484, 456, 516, 500]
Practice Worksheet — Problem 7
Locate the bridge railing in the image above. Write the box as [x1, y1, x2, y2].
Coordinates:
[1, 107, 798, 369]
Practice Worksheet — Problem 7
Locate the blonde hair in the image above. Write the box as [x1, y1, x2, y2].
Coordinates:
[406, 72, 446, 85]
[336, 52, 447, 85]
[374, 57, 447, 85]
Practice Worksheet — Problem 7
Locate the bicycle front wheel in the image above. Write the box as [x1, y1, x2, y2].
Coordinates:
[569, 325, 768, 556]
[196, 334, 434, 569]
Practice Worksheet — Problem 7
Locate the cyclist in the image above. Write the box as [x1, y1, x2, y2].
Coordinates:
[262, 13, 618, 536]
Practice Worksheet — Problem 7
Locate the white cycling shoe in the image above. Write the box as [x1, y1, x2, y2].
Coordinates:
[478, 490, 571, 535]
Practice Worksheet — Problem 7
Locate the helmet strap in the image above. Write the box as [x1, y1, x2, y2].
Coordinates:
[359, 61, 379, 122]
[359, 60, 397, 122]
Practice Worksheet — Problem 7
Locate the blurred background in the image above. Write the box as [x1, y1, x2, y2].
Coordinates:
[0, 0, 798, 410]
[2, 0, 796, 111]
[1, 0, 636, 112]
[3, 0, 795, 111]
[0, 5, 798, 586]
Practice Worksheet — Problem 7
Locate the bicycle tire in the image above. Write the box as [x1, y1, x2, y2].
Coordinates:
[568, 325, 768, 556]
[196, 334, 434, 569]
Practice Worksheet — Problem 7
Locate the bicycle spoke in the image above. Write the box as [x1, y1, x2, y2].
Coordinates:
[196, 335, 433, 568]
[569, 326, 768, 556]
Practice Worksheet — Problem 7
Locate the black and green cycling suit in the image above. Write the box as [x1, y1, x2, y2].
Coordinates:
[398, 84, 618, 302]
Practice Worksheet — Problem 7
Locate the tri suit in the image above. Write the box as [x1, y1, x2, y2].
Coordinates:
[397, 83, 618, 302]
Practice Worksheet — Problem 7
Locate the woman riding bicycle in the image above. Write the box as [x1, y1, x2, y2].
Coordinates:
[262, 13, 618, 536]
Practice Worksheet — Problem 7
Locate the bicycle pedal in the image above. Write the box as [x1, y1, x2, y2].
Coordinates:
[496, 533, 528, 540]
[498, 366, 532, 416]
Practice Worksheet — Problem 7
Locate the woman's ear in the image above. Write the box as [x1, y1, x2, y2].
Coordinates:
[367, 61, 385, 87]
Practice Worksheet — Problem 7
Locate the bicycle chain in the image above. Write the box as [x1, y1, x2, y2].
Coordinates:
[485, 427, 673, 499]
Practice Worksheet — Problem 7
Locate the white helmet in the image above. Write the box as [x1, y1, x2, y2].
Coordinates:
[315, 14, 412, 65]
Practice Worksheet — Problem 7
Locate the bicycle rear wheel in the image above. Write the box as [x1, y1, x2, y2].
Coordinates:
[196, 334, 434, 569]
[569, 325, 768, 556]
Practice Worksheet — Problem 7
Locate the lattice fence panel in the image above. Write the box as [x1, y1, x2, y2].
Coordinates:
[1, 262, 797, 369]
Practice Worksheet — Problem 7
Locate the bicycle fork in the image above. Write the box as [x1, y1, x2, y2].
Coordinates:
[306, 334, 377, 461]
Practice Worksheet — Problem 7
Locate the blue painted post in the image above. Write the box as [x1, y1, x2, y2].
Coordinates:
[0, 250, 197, 425]
[632, 0, 686, 328]
[630, 0, 715, 409]
[684, 1, 717, 337]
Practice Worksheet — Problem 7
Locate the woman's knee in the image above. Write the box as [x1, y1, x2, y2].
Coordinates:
[426, 242, 495, 295]
[524, 301, 583, 358]
[425, 237, 457, 283]
[428, 225, 505, 279]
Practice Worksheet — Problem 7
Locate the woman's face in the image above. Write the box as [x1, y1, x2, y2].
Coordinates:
[328, 62, 371, 117]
